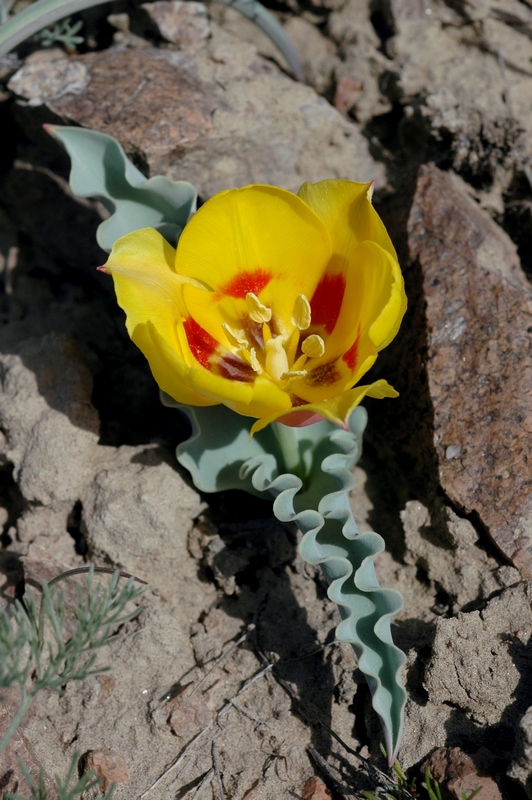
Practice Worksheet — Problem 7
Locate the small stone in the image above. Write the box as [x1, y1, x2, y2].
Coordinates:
[84, 750, 128, 792]
[141, 1, 210, 46]
[167, 683, 216, 738]
[301, 776, 333, 800]
[422, 747, 502, 800]
[333, 77, 363, 115]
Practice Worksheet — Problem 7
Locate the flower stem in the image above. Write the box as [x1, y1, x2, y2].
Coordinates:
[272, 423, 301, 475]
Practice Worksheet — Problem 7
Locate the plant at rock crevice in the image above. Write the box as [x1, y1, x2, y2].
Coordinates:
[48, 124, 409, 767]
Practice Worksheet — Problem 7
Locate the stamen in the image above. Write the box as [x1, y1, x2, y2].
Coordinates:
[246, 292, 272, 323]
[222, 323, 249, 349]
[283, 369, 308, 379]
[302, 334, 325, 359]
[265, 336, 289, 381]
[291, 294, 311, 331]
[249, 347, 263, 374]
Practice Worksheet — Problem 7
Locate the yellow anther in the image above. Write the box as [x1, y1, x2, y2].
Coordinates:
[302, 334, 325, 359]
[291, 294, 311, 331]
[246, 292, 272, 323]
[222, 323, 249, 349]
[265, 336, 289, 381]
[283, 369, 308, 379]
[249, 347, 263, 374]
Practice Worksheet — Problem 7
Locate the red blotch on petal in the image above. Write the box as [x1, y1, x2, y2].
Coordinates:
[310, 273, 346, 334]
[219, 269, 272, 299]
[183, 318, 218, 369]
[342, 328, 361, 371]
[277, 410, 324, 428]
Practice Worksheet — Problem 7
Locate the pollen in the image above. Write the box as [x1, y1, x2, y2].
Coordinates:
[246, 292, 272, 323]
[291, 294, 311, 331]
[302, 334, 325, 359]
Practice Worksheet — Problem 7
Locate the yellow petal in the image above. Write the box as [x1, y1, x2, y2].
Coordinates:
[250, 380, 398, 436]
[174, 185, 332, 333]
[297, 179, 397, 260]
[133, 322, 217, 407]
[106, 228, 187, 354]
[316, 240, 406, 367]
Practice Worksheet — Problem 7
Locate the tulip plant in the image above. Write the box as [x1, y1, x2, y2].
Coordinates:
[47, 125, 408, 766]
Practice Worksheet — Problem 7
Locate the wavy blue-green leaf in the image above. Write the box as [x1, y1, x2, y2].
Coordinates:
[0, 0, 304, 81]
[169, 398, 406, 763]
[46, 126, 197, 252]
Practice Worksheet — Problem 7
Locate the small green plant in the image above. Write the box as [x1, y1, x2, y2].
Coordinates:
[30, 16, 83, 48]
[3, 751, 115, 800]
[0, 565, 145, 797]
[362, 757, 482, 800]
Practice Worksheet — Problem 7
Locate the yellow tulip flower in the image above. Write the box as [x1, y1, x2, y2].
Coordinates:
[103, 180, 407, 436]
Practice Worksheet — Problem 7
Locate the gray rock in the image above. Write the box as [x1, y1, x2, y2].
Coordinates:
[400, 582, 532, 767]
[140, 1, 210, 46]
[509, 706, 532, 797]
[0, 333, 99, 507]
[401, 501, 520, 612]
[382, 0, 531, 184]
[81, 444, 204, 591]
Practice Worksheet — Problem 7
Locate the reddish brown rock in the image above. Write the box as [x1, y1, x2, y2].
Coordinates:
[407, 165, 532, 577]
[84, 749, 129, 792]
[167, 682, 216, 738]
[38, 49, 219, 178]
[421, 747, 502, 800]
[8, 34, 384, 199]
[301, 776, 333, 799]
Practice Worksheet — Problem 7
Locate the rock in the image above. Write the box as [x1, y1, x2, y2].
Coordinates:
[140, 1, 210, 46]
[508, 706, 532, 797]
[333, 77, 363, 115]
[7, 49, 90, 104]
[0, 333, 99, 507]
[8, 25, 385, 198]
[382, 0, 531, 179]
[401, 501, 520, 611]
[327, 0, 392, 123]
[81, 444, 204, 591]
[166, 682, 216, 738]
[421, 747, 502, 800]
[301, 776, 333, 799]
[407, 165, 532, 577]
[425, 583, 532, 729]
[83, 750, 129, 792]
[400, 582, 532, 768]
[282, 17, 338, 94]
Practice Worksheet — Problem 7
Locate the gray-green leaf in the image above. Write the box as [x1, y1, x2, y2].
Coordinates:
[46, 125, 197, 252]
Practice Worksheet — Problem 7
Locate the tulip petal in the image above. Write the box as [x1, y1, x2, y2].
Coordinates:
[135, 322, 217, 407]
[310, 241, 406, 381]
[106, 227, 192, 355]
[297, 179, 397, 260]
[174, 185, 332, 332]
[250, 379, 398, 435]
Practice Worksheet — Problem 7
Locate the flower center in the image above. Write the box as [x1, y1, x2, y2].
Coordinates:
[223, 292, 325, 385]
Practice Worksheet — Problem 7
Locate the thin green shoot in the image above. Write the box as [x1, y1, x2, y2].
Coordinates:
[0, 566, 145, 759]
